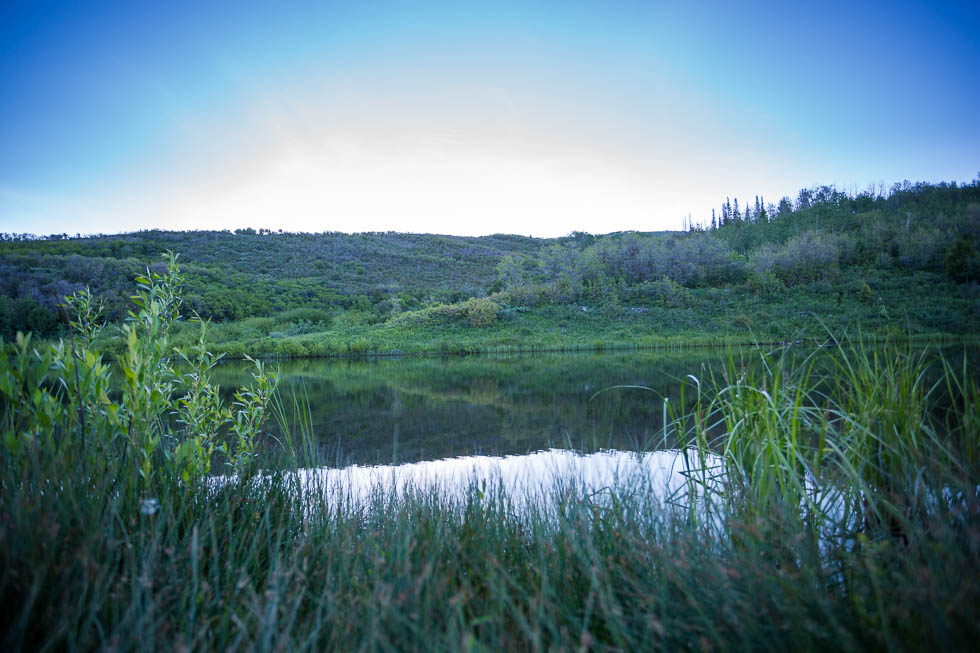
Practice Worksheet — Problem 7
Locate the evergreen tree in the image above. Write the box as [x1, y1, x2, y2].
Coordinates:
[796, 188, 813, 211]
[711, 209, 717, 231]
[777, 196, 793, 217]
[733, 198, 742, 225]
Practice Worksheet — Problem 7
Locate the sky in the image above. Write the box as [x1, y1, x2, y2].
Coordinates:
[1, 0, 978, 238]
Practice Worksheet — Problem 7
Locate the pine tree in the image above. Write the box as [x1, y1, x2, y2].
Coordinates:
[777, 196, 793, 216]
[733, 198, 741, 225]
[711, 208, 717, 230]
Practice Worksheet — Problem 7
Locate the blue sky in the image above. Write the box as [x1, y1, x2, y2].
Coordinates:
[1, 0, 978, 236]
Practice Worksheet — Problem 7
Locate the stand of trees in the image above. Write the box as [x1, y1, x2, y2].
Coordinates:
[495, 178, 980, 307]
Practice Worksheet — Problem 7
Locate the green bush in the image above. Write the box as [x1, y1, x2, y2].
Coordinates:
[744, 270, 785, 296]
[0, 297, 60, 340]
[945, 237, 980, 282]
[275, 307, 332, 326]
[0, 252, 278, 484]
[625, 277, 692, 307]
[462, 297, 500, 327]
[764, 230, 841, 285]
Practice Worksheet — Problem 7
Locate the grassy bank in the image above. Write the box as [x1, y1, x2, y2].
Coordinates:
[79, 267, 978, 359]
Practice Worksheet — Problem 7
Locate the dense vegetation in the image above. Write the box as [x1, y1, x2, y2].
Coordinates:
[2, 263, 978, 649]
[2, 178, 979, 354]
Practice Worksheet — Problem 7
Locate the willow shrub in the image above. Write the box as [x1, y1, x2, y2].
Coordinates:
[0, 251, 278, 487]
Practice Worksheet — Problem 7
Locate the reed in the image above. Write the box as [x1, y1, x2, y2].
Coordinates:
[1, 431, 977, 651]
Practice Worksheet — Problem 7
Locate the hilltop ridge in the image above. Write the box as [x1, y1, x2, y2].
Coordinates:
[2, 178, 979, 353]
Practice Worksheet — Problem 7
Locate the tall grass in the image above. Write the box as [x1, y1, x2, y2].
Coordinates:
[271, 385, 318, 469]
[661, 341, 979, 538]
[1, 420, 977, 651]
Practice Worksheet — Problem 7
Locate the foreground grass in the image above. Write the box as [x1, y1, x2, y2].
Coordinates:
[2, 460, 978, 652]
[2, 340, 979, 651]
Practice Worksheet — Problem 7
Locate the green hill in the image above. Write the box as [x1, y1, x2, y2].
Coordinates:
[2, 178, 979, 354]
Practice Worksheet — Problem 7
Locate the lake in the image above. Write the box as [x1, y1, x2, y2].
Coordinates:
[207, 348, 737, 507]
[210, 348, 737, 468]
[208, 343, 976, 506]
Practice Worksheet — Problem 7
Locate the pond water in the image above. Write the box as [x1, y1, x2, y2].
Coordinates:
[210, 349, 737, 468]
[287, 447, 723, 512]
[206, 349, 740, 502]
[210, 344, 976, 508]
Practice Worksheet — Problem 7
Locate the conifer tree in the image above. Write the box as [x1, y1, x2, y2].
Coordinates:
[777, 196, 793, 217]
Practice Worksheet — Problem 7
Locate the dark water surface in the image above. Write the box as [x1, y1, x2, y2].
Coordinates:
[210, 349, 739, 468]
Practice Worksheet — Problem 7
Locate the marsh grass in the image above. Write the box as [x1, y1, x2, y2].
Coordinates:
[661, 339, 980, 535]
[1, 429, 977, 651]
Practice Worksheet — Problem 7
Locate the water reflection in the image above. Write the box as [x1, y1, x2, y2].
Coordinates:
[211, 350, 734, 466]
[292, 447, 722, 510]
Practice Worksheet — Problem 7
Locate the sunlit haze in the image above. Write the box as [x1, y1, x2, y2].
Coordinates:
[2, 1, 978, 237]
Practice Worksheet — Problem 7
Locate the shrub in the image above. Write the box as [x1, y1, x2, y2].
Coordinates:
[0, 297, 60, 340]
[858, 282, 874, 304]
[276, 307, 332, 326]
[270, 320, 325, 338]
[462, 297, 500, 327]
[897, 227, 946, 270]
[625, 277, 691, 307]
[499, 284, 552, 307]
[667, 236, 746, 287]
[426, 302, 466, 323]
[768, 230, 841, 285]
[944, 237, 980, 282]
[0, 252, 278, 484]
[745, 271, 785, 297]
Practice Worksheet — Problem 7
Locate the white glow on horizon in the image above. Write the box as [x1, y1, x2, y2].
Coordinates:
[1, 71, 817, 237]
[150, 145, 675, 236]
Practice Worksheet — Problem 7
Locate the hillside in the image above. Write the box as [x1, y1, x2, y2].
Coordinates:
[2, 178, 979, 353]
[0, 230, 549, 330]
